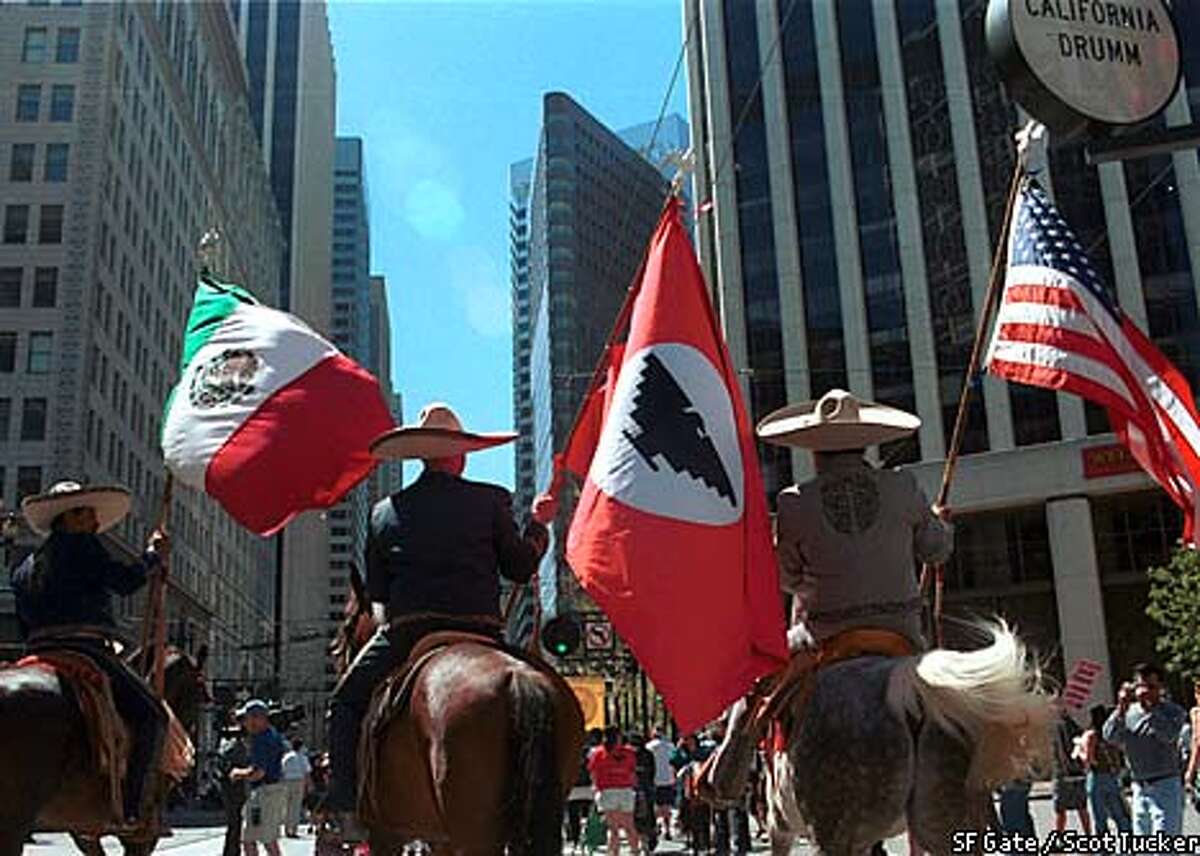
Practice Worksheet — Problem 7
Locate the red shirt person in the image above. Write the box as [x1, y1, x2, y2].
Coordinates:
[587, 726, 641, 852]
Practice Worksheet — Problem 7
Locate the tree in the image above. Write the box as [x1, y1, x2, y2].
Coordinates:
[1146, 546, 1200, 678]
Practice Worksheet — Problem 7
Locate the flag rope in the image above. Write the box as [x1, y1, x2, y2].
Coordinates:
[919, 156, 1026, 649]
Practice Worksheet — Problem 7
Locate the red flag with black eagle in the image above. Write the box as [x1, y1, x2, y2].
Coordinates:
[550, 197, 789, 734]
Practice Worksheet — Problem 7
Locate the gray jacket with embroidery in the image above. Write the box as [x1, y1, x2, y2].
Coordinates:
[775, 453, 953, 649]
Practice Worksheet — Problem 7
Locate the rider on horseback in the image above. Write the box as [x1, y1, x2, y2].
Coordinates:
[8, 480, 169, 828]
[707, 390, 954, 802]
[324, 403, 558, 839]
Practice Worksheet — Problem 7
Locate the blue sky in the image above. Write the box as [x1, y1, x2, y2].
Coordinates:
[327, 0, 689, 490]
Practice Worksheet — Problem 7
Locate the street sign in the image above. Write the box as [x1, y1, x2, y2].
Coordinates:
[1062, 658, 1104, 709]
[986, 0, 1181, 137]
[584, 620, 613, 651]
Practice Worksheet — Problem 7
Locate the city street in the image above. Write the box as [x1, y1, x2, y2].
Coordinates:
[21, 787, 1200, 854]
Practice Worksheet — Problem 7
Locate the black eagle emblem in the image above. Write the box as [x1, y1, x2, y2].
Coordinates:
[622, 352, 737, 507]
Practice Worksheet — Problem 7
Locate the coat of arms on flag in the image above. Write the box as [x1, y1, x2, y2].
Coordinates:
[161, 277, 395, 535]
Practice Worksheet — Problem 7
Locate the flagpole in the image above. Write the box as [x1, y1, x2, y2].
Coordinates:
[142, 230, 220, 692]
[920, 157, 1026, 647]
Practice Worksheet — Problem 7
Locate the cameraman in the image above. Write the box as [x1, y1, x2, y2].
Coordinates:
[1103, 663, 1186, 837]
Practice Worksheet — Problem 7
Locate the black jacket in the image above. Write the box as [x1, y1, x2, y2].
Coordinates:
[10, 532, 155, 638]
[366, 470, 548, 622]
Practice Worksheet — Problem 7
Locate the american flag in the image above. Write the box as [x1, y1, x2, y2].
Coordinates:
[984, 178, 1200, 542]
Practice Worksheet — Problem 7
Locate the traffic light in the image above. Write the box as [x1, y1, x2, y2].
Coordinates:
[541, 613, 582, 658]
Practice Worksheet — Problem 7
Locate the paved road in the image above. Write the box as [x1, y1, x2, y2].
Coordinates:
[21, 789, 1200, 854]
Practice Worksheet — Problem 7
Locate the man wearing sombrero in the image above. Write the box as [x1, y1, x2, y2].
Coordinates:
[706, 390, 954, 802]
[9, 480, 170, 827]
[324, 403, 557, 836]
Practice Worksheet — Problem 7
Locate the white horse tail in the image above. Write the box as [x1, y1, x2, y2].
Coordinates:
[885, 620, 1056, 790]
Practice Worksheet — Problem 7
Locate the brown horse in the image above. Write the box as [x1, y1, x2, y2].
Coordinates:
[329, 570, 585, 855]
[0, 645, 211, 856]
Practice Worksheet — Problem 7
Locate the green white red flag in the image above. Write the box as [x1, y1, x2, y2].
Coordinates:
[161, 277, 394, 535]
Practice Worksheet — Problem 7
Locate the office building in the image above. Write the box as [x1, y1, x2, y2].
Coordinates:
[509, 93, 673, 642]
[321, 136, 373, 691]
[685, 0, 1200, 694]
[0, 2, 285, 700]
[228, 0, 337, 724]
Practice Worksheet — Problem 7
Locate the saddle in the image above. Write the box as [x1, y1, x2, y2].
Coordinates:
[358, 631, 572, 820]
[752, 627, 916, 744]
[14, 650, 129, 823]
[12, 645, 193, 831]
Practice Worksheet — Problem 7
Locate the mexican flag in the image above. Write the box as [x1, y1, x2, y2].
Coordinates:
[161, 277, 394, 535]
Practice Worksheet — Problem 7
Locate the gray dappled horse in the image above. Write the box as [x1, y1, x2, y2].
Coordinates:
[763, 621, 1055, 856]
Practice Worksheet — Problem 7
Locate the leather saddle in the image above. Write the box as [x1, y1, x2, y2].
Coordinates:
[358, 631, 575, 822]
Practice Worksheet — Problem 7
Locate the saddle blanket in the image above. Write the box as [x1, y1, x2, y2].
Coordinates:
[12, 652, 194, 819]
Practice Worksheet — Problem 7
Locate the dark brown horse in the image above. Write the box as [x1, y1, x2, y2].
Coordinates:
[0, 644, 211, 856]
[330, 570, 584, 855]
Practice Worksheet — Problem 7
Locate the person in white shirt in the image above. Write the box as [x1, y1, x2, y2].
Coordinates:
[280, 738, 312, 837]
[645, 728, 677, 840]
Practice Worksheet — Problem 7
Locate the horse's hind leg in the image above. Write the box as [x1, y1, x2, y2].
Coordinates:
[907, 722, 978, 856]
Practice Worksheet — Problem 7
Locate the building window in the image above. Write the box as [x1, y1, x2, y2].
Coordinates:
[32, 267, 56, 307]
[945, 505, 1053, 589]
[20, 398, 46, 441]
[55, 27, 80, 63]
[9, 143, 35, 182]
[22, 27, 48, 63]
[0, 333, 15, 372]
[3, 205, 29, 244]
[38, 205, 63, 244]
[1092, 492, 1182, 578]
[16, 466, 42, 500]
[49, 85, 74, 121]
[0, 399, 9, 441]
[15, 84, 40, 121]
[44, 143, 68, 182]
[27, 331, 52, 373]
[0, 268, 20, 307]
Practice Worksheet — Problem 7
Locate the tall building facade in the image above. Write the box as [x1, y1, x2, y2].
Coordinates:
[0, 2, 285, 697]
[228, 0, 336, 723]
[322, 136, 373, 693]
[510, 93, 673, 641]
[686, 0, 1200, 695]
[509, 157, 535, 526]
[368, 273, 402, 499]
[509, 112, 691, 539]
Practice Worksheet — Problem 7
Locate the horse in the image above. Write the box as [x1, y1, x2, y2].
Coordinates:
[763, 621, 1055, 856]
[0, 643, 211, 856]
[328, 568, 585, 855]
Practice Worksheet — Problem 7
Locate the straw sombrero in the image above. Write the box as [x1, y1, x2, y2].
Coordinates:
[369, 402, 517, 461]
[21, 480, 132, 536]
[756, 389, 920, 451]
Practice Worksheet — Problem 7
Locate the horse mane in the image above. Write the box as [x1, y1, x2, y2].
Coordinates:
[330, 564, 376, 676]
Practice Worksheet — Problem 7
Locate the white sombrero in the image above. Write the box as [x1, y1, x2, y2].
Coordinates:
[756, 389, 920, 451]
[21, 480, 132, 536]
[369, 402, 518, 461]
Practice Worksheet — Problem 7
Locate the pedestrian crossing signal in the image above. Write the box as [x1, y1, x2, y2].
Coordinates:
[541, 613, 581, 657]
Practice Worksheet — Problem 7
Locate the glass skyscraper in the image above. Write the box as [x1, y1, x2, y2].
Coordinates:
[686, 0, 1200, 695]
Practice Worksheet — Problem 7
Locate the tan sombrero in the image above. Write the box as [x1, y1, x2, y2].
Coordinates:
[21, 480, 132, 536]
[756, 389, 920, 451]
[369, 402, 518, 461]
